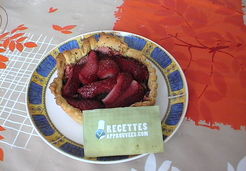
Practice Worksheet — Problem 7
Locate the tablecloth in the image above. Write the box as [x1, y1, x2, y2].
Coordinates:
[0, 0, 246, 170]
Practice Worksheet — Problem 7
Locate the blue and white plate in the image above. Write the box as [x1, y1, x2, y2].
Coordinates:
[26, 31, 188, 164]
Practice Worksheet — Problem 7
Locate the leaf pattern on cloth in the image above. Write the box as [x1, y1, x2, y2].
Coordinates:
[49, 7, 58, 13]
[131, 154, 180, 171]
[52, 24, 76, 34]
[114, 0, 246, 130]
[171, 167, 180, 171]
[0, 149, 3, 161]
[0, 24, 38, 69]
[227, 163, 235, 171]
[158, 160, 172, 171]
[0, 126, 5, 161]
[145, 154, 156, 171]
[227, 156, 246, 171]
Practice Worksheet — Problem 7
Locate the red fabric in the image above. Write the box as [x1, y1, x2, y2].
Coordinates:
[114, 0, 246, 130]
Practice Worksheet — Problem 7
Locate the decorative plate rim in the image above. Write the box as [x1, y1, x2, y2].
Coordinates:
[25, 30, 189, 164]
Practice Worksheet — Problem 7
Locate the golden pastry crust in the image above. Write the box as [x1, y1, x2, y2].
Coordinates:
[49, 33, 158, 124]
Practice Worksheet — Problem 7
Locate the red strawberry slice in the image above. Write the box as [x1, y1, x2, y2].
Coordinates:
[116, 57, 149, 83]
[79, 51, 99, 84]
[97, 59, 119, 79]
[64, 65, 73, 79]
[96, 47, 112, 54]
[77, 77, 117, 98]
[77, 56, 88, 65]
[96, 47, 121, 56]
[62, 64, 81, 97]
[105, 80, 145, 108]
[66, 98, 103, 110]
[102, 73, 133, 105]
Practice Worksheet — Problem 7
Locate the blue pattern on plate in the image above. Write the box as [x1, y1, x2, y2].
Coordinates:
[60, 143, 84, 157]
[28, 82, 43, 104]
[168, 70, 183, 91]
[94, 34, 100, 41]
[151, 47, 172, 68]
[97, 155, 129, 161]
[58, 40, 79, 53]
[124, 36, 146, 51]
[36, 55, 56, 77]
[165, 103, 184, 125]
[32, 115, 55, 136]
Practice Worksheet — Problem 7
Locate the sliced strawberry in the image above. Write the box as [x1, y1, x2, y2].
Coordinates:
[66, 98, 104, 110]
[79, 51, 99, 84]
[105, 80, 145, 108]
[98, 55, 116, 62]
[96, 47, 121, 56]
[102, 73, 133, 105]
[64, 65, 73, 79]
[97, 59, 119, 79]
[62, 64, 81, 97]
[77, 77, 117, 99]
[116, 57, 149, 83]
[96, 47, 112, 54]
[77, 56, 88, 65]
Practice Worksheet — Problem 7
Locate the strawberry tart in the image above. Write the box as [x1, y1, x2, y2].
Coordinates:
[49, 33, 157, 124]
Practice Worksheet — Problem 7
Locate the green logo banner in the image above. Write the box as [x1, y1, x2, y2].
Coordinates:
[83, 106, 164, 157]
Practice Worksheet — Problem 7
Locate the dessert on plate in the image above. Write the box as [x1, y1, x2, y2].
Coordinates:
[49, 33, 157, 124]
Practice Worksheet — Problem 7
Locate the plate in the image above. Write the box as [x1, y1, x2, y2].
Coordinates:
[26, 31, 188, 164]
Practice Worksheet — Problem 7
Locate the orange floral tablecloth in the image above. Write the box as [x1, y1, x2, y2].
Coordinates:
[0, 0, 246, 170]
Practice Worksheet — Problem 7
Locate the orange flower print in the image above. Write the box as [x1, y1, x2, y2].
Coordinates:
[52, 24, 76, 34]
[49, 7, 58, 13]
[114, 0, 246, 130]
[0, 24, 38, 69]
[0, 126, 5, 161]
[0, 149, 3, 161]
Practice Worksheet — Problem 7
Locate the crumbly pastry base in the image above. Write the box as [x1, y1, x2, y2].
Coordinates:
[49, 33, 158, 124]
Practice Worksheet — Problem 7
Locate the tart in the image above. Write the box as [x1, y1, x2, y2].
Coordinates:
[49, 33, 157, 124]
